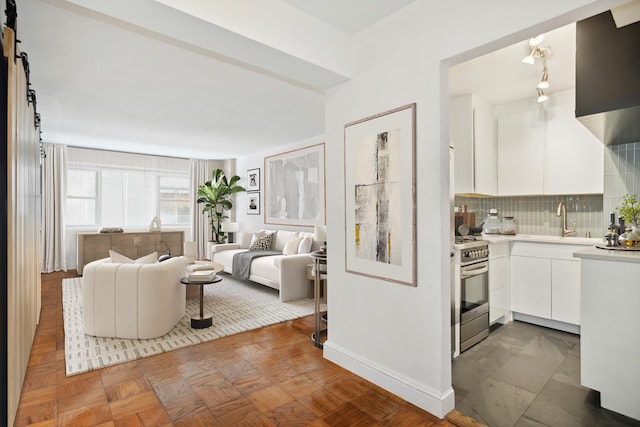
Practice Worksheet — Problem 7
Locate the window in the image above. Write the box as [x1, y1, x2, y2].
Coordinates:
[65, 149, 191, 229]
[159, 175, 190, 226]
[66, 168, 98, 226]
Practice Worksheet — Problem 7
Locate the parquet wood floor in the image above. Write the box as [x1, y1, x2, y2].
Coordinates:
[13, 272, 479, 426]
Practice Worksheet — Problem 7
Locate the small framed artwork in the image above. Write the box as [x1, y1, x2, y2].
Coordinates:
[344, 103, 416, 287]
[247, 168, 260, 192]
[247, 193, 260, 215]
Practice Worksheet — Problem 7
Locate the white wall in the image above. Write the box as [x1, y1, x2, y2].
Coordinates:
[322, 0, 627, 419]
[235, 135, 325, 234]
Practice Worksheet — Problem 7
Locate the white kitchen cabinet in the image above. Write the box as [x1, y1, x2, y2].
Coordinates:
[509, 241, 586, 330]
[489, 242, 509, 323]
[497, 109, 545, 195]
[545, 91, 603, 194]
[509, 255, 551, 318]
[450, 94, 497, 195]
[496, 89, 603, 196]
[551, 259, 581, 324]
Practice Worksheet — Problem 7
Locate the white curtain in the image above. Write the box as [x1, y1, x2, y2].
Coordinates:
[190, 159, 209, 259]
[41, 143, 67, 272]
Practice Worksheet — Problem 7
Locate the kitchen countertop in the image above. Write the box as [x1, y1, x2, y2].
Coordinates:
[470, 233, 601, 246]
[573, 245, 640, 263]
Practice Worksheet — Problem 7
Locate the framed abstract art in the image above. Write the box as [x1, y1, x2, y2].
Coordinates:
[344, 104, 416, 286]
[264, 143, 325, 227]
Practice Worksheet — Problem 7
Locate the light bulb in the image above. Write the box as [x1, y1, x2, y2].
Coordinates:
[537, 69, 549, 89]
[537, 88, 548, 103]
[522, 47, 537, 64]
[522, 55, 535, 64]
[529, 34, 545, 47]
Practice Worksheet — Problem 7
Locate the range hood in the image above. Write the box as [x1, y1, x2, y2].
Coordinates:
[575, 8, 640, 146]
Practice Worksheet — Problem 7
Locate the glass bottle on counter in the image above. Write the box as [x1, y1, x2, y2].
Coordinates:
[500, 216, 516, 235]
[483, 209, 502, 234]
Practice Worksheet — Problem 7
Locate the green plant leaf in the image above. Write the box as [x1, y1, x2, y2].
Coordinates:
[196, 168, 246, 241]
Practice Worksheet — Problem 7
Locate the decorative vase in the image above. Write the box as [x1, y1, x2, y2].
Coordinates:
[631, 226, 640, 246]
[619, 226, 640, 247]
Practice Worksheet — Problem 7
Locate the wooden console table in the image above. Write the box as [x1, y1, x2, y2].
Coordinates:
[76, 230, 184, 274]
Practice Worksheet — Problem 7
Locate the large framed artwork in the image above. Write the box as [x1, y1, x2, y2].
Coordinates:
[247, 168, 260, 192]
[264, 143, 325, 227]
[344, 103, 416, 286]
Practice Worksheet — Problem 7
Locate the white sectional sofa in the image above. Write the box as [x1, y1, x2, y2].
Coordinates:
[211, 229, 321, 302]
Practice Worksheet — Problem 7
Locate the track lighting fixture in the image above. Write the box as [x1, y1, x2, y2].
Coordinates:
[522, 35, 551, 103]
[537, 68, 549, 89]
[537, 88, 548, 103]
[521, 47, 536, 64]
[529, 34, 545, 47]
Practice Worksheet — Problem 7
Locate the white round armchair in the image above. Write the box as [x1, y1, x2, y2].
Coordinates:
[82, 256, 187, 339]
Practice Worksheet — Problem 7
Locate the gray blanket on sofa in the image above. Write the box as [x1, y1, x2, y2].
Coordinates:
[232, 250, 282, 280]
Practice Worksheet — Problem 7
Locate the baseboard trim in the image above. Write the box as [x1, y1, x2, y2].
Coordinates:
[512, 312, 580, 335]
[323, 341, 455, 419]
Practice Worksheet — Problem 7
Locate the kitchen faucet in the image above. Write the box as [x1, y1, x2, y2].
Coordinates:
[557, 202, 576, 237]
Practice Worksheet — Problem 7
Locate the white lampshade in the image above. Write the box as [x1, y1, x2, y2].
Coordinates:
[314, 225, 327, 242]
[183, 241, 197, 264]
[528, 34, 545, 47]
[221, 221, 240, 233]
[536, 88, 548, 103]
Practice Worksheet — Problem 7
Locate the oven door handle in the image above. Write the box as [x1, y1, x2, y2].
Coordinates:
[461, 265, 488, 278]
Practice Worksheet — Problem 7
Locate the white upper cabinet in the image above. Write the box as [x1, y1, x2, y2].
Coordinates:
[450, 94, 497, 196]
[497, 109, 545, 196]
[545, 91, 604, 194]
[497, 89, 603, 196]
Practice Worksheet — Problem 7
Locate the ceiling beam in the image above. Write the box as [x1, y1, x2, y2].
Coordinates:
[62, 0, 351, 91]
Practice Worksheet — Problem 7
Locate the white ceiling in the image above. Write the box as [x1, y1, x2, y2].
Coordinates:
[17, 0, 578, 159]
[281, 0, 417, 34]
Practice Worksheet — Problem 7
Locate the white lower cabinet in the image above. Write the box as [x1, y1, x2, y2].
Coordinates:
[509, 241, 585, 328]
[551, 259, 581, 325]
[510, 255, 551, 319]
[489, 242, 509, 323]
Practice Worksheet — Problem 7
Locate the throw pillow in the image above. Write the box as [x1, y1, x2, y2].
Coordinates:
[109, 250, 134, 263]
[249, 233, 273, 251]
[249, 230, 267, 247]
[249, 230, 274, 247]
[298, 236, 313, 254]
[158, 254, 172, 262]
[109, 250, 158, 264]
[135, 251, 158, 264]
[283, 236, 304, 255]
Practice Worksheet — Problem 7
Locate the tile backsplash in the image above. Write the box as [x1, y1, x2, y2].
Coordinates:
[604, 142, 640, 231]
[455, 194, 603, 238]
[454, 142, 640, 239]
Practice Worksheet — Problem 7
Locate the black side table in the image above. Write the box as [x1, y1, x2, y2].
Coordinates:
[180, 275, 222, 328]
[310, 250, 327, 348]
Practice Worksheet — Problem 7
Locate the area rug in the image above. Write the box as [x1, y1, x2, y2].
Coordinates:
[63, 274, 321, 376]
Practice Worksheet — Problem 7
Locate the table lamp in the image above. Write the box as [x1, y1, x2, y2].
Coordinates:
[314, 225, 327, 253]
[221, 221, 240, 243]
[183, 241, 197, 264]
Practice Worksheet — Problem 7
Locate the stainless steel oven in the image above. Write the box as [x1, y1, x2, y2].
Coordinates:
[459, 244, 489, 352]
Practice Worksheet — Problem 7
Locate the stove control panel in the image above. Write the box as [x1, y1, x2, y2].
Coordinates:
[461, 245, 489, 263]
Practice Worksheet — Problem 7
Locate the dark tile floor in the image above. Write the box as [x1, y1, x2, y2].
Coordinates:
[452, 320, 640, 427]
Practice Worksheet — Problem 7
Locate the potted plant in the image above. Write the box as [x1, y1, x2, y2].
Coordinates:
[617, 193, 640, 227]
[617, 194, 640, 247]
[197, 169, 246, 243]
